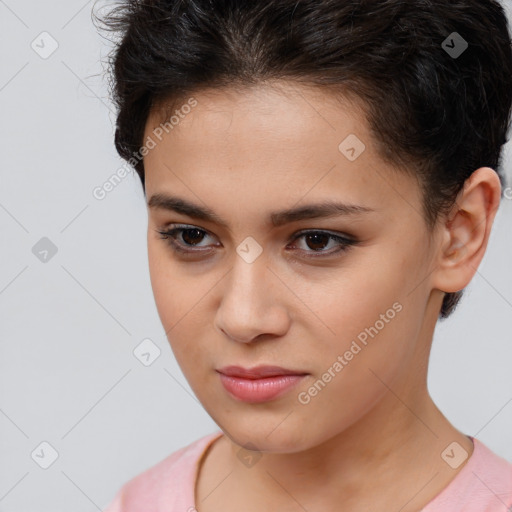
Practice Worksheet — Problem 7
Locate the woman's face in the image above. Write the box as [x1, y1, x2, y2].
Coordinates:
[143, 82, 443, 452]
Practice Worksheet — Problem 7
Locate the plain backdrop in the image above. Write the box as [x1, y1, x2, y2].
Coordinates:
[1, 1, 512, 510]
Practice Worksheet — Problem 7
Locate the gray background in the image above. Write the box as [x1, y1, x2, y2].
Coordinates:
[1, 1, 511, 510]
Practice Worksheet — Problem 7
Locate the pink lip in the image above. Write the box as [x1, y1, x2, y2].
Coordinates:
[216, 365, 308, 403]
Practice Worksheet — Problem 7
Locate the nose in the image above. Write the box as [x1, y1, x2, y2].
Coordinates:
[214, 255, 291, 344]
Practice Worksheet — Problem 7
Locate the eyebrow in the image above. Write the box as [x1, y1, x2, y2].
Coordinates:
[147, 193, 376, 229]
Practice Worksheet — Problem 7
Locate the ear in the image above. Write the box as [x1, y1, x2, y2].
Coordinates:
[431, 167, 502, 294]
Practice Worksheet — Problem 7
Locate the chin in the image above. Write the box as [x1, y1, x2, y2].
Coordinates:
[218, 419, 315, 453]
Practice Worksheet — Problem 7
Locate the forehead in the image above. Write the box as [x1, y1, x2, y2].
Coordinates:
[150, 80, 352, 125]
[147, 81, 365, 149]
[142, 82, 422, 225]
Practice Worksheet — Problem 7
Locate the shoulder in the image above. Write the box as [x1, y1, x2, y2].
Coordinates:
[469, 438, 512, 508]
[103, 430, 224, 512]
[422, 437, 512, 511]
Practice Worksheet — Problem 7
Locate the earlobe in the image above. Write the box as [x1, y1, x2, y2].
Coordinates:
[431, 167, 502, 294]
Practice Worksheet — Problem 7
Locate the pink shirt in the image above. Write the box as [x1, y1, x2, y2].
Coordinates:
[104, 431, 512, 511]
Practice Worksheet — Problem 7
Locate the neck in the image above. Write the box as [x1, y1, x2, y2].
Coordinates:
[219, 386, 473, 511]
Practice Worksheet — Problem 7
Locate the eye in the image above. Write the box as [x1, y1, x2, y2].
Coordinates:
[156, 224, 217, 255]
[155, 224, 358, 259]
[287, 229, 358, 258]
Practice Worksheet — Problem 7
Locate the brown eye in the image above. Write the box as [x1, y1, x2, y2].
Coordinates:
[156, 225, 216, 255]
[287, 230, 358, 258]
[179, 228, 207, 246]
[302, 232, 331, 251]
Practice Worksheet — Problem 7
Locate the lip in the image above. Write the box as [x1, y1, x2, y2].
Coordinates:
[216, 365, 308, 403]
[217, 365, 308, 379]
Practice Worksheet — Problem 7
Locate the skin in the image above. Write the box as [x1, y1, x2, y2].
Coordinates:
[143, 80, 501, 512]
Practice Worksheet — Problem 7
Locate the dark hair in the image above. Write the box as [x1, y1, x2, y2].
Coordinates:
[94, 0, 512, 319]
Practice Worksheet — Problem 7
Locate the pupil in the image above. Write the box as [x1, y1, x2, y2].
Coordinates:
[307, 233, 328, 251]
[183, 229, 204, 245]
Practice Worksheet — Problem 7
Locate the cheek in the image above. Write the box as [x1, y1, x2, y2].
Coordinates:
[315, 300, 408, 385]
[299, 250, 419, 388]
[147, 240, 200, 323]
[148, 241, 177, 322]
[147, 240, 216, 375]
[290, 284, 414, 446]
[299, 259, 404, 344]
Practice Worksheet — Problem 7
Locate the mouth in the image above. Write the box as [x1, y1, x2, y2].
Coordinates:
[216, 365, 309, 403]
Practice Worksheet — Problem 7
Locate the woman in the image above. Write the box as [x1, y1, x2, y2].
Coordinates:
[97, 0, 512, 510]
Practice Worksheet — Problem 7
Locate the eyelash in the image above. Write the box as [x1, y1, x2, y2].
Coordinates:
[155, 224, 358, 259]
